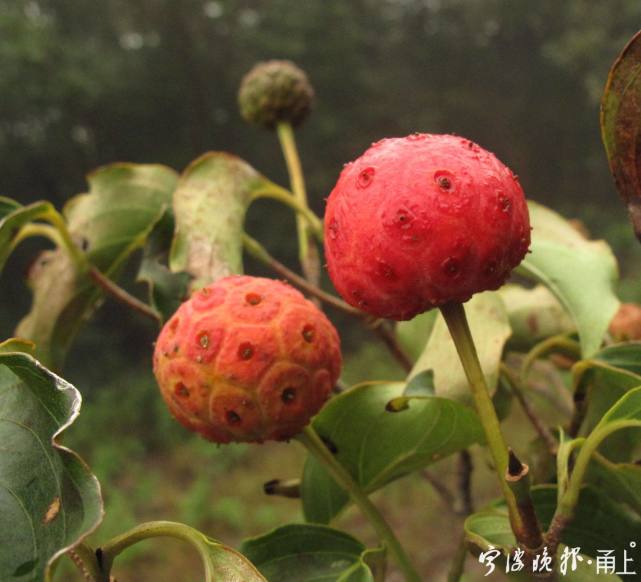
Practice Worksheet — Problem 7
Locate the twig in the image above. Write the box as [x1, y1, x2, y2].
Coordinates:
[456, 450, 474, 515]
[89, 267, 160, 323]
[505, 448, 544, 551]
[245, 234, 361, 316]
[243, 234, 414, 372]
[545, 513, 571, 555]
[500, 364, 558, 455]
[263, 478, 301, 498]
[368, 319, 413, 373]
[422, 469, 456, 509]
[446, 534, 468, 582]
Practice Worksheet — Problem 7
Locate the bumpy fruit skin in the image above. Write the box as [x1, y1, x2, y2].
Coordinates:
[324, 133, 531, 320]
[238, 60, 314, 129]
[153, 276, 341, 443]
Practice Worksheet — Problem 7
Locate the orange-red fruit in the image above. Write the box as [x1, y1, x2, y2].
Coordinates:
[324, 133, 531, 320]
[153, 276, 341, 443]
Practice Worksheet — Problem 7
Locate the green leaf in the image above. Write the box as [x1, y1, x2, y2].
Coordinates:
[136, 209, 191, 322]
[396, 310, 437, 362]
[16, 163, 178, 368]
[592, 384, 641, 436]
[577, 342, 641, 377]
[170, 152, 272, 289]
[601, 29, 641, 242]
[587, 453, 641, 518]
[404, 369, 435, 396]
[574, 343, 641, 459]
[240, 524, 375, 582]
[200, 542, 266, 581]
[386, 370, 436, 412]
[0, 338, 35, 355]
[0, 196, 22, 218]
[0, 200, 59, 275]
[517, 201, 620, 358]
[0, 350, 103, 581]
[99, 521, 265, 582]
[466, 485, 641, 559]
[498, 284, 575, 349]
[301, 382, 483, 523]
[408, 292, 511, 404]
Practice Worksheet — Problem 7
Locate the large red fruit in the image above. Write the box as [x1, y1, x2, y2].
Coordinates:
[153, 276, 341, 443]
[324, 133, 531, 320]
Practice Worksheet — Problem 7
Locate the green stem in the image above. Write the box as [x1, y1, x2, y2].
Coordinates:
[9, 223, 65, 256]
[439, 302, 523, 534]
[43, 209, 88, 271]
[297, 426, 421, 582]
[89, 266, 161, 323]
[521, 334, 581, 380]
[276, 121, 314, 268]
[505, 450, 544, 550]
[251, 183, 323, 241]
[97, 521, 222, 581]
[556, 419, 640, 519]
[500, 363, 558, 455]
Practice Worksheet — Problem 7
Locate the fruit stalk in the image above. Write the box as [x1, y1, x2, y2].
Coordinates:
[439, 302, 524, 536]
[297, 426, 421, 582]
[277, 121, 320, 285]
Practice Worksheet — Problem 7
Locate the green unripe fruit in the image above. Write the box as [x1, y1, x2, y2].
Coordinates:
[238, 60, 314, 129]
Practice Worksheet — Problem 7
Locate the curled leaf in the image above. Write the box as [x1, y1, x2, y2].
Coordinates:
[301, 381, 483, 523]
[517, 201, 620, 358]
[16, 163, 178, 367]
[240, 524, 376, 582]
[170, 152, 273, 289]
[0, 349, 103, 581]
[601, 29, 641, 242]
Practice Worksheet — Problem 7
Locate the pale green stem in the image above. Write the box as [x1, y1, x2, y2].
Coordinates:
[9, 223, 65, 255]
[297, 426, 421, 582]
[521, 334, 581, 380]
[276, 121, 314, 269]
[43, 209, 88, 271]
[251, 183, 323, 241]
[97, 521, 221, 582]
[556, 419, 640, 519]
[439, 302, 523, 536]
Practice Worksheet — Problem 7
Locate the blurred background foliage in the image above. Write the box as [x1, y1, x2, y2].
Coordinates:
[1, 1, 641, 579]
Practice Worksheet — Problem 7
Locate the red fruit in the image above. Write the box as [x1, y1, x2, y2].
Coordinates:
[324, 133, 531, 320]
[153, 276, 341, 443]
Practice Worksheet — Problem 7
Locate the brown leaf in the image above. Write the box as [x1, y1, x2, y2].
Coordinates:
[601, 29, 641, 242]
